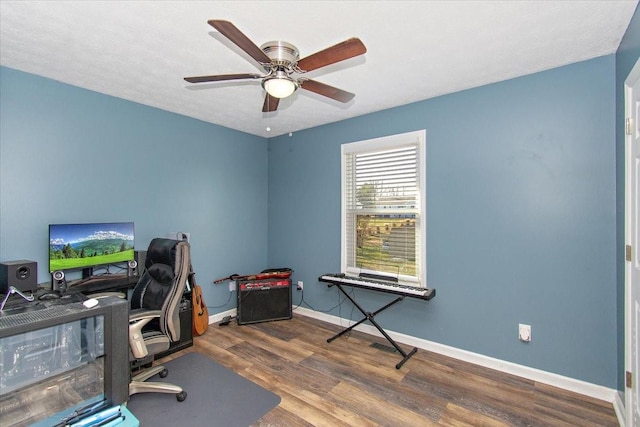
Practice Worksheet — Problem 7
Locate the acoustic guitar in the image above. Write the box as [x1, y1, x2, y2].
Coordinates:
[189, 266, 208, 336]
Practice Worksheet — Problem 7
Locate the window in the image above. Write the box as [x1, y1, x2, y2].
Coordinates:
[341, 130, 426, 286]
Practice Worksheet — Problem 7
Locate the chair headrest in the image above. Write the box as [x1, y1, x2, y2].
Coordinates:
[145, 238, 187, 268]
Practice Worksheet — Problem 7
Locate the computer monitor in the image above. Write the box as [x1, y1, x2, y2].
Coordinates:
[49, 222, 135, 275]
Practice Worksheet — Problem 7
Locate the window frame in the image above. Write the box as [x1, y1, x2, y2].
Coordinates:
[340, 130, 426, 287]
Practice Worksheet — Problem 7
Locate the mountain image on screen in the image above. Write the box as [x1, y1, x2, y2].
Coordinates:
[49, 222, 135, 272]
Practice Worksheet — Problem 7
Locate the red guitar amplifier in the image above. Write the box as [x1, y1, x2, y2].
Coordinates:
[237, 278, 292, 325]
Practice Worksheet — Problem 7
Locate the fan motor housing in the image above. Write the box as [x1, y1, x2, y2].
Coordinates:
[260, 41, 299, 67]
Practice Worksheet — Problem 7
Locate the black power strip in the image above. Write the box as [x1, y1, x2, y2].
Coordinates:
[219, 315, 233, 326]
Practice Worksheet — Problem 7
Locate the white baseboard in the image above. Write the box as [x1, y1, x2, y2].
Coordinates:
[293, 307, 620, 406]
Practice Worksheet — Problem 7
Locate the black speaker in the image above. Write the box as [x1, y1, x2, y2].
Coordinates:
[237, 279, 292, 325]
[127, 260, 138, 277]
[52, 270, 67, 292]
[134, 250, 147, 276]
[0, 260, 38, 294]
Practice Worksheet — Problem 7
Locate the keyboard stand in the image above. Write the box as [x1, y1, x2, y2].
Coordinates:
[326, 282, 419, 369]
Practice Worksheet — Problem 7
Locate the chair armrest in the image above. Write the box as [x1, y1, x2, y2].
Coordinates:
[129, 309, 162, 359]
[129, 309, 162, 323]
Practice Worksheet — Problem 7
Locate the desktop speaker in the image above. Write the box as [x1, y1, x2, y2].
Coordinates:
[237, 279, 292, 325]
[52, 270, 67, 292]
[127, 260, 138, 277]
[0, 260, 38, 294]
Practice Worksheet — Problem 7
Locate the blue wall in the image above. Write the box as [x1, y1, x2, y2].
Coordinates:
[268, 55, 618, 388]
[616, 2, 640, 392]
[0, 44, 630, 390]
[0, 67, 269, 312]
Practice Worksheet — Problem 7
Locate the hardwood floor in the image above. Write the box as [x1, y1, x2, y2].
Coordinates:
[161, 314, 619, 426]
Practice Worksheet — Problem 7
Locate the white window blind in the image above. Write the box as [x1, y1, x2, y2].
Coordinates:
[341, 130, 426, 286]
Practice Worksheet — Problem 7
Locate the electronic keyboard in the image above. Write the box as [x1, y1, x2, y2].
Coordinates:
[319, 273, 435, 300]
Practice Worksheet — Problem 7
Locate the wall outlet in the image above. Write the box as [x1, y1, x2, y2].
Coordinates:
[228, 281, 236, 292]
[519, 324, 531, 342]
[297, 281, 303, 291]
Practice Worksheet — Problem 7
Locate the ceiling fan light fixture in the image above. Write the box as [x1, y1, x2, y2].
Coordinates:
[187, 21, 367, 112]
[262, 73, 297, 99]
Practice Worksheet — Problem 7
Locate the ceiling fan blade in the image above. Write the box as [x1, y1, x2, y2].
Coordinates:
[208, 20, 271, 64]
[184, 73, 262, 83]
[297, 38, 366, 72]
[299, 79, 355, 103]
[262, 94, 280, 112]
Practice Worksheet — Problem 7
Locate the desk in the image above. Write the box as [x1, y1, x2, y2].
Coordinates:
[1, 274, 193, 360]
[0, 276, 137, 311]
[66, 275, 139, 294]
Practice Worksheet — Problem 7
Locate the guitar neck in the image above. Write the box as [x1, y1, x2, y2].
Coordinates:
[213, 270, 292, 284]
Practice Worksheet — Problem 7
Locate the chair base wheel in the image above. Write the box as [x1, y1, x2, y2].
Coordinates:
[159, 369, 168, 378]
[176, 391, 187, 402]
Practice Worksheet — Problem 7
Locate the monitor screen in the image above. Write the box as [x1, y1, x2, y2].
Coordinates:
[49, 222, 135, 273]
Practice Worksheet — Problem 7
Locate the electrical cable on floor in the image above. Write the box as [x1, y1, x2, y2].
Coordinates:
[292, 287, 351, 315]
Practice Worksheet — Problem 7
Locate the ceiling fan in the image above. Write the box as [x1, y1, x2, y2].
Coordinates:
[184, 20, 367, 112]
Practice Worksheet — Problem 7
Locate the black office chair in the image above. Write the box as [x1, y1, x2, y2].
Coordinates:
[128, 238, 190, 402]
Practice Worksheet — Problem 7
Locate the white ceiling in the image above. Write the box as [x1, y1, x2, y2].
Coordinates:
[1, 1, 637, 138]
